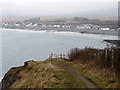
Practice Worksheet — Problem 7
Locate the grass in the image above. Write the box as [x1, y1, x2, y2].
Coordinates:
[4, 59, 86, 88]
[66, 47, 120, 88]
[11, 60, 72, 88]
[77, 79, 86, 88]
[54, 59, 120, 88]
[50, 58, 86, 88]
[3, 58, 119, 88]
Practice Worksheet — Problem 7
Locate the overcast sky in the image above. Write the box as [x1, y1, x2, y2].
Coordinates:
[1, 0, 119, 17]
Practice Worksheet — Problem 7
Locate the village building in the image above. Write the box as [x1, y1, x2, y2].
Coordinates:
[53, 25, 61, 28]
[100, 27, 110, 30]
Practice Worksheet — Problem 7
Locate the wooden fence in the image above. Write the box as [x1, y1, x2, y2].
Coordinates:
[49, 53, 68, 60]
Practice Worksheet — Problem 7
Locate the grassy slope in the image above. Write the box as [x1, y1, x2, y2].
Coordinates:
[55, 59, 120, 88]
[3, 58, 119, 88]
[5, 59, 86, 88]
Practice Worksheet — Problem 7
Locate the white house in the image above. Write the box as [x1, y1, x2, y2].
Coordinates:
[4, 23, 8, 26]
[26, 23, 32, 27]
[100, 27, 110, 31]
[42, 24, 46, 27]
[66, 25, 71, 28]
[77, 25, 85, 29]
[15, 24, 20, 26]
[53, 25, 60, 28]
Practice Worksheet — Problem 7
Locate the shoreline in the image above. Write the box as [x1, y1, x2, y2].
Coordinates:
[2, 28, 118, 41]
[2, 28, 118, 39]
[103, 40, 120, 47]
[2, 27, 119, 36]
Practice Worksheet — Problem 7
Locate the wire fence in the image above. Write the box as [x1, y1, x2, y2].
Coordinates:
[48, 46, 120, 77]
[49, 53, 69, 60]
[68, 46, 120, 77]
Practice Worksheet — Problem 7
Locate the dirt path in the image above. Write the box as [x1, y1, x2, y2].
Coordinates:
[58, 64, 98, 88]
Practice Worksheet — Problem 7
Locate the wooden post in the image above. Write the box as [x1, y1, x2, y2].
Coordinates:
[56, 54, 58, 59]
[105, 48, 107, 61]
[105, 48, 108, 68]
[60, 54, 62, 59]
[97, 50, 99, 61]
[63, 54, 65, 59]
[112, 48, 114, 68]
[51, 54, 53, 58]
[68, 53, 70, 60]
[49, 53, 53, 60]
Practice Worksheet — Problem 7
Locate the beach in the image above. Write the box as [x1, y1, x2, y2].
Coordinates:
[4, 27, 119, 36]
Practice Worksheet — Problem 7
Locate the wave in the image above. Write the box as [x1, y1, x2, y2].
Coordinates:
[2, 28, 118, 40]
[49, 31, 118, 40]
[2, 28, 47, 33]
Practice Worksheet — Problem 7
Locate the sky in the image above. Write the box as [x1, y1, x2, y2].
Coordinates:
[1, 0, 119, 17]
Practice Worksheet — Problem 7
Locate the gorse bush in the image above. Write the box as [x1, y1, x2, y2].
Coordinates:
[68, 47, 120, 77]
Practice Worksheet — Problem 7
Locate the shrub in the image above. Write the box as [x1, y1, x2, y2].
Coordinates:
[68, 47, 120, 77]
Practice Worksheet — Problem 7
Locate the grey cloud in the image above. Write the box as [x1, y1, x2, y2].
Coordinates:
[2, 0, 118, 17]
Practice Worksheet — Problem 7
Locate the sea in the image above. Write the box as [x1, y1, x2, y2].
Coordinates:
[0, 28, 118, 81]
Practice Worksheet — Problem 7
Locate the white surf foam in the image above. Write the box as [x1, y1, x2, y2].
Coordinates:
[50, 31, 118, 40]
[2, 28, 118, 40]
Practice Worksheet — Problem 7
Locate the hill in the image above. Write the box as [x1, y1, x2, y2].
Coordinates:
[2, 59, 87, 89]
[2, 55, 120, 89]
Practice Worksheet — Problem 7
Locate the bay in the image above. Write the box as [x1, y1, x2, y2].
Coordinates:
[1, 29, 118, 80]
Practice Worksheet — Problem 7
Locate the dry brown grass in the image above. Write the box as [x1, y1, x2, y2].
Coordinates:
[9, 60, 72, 88]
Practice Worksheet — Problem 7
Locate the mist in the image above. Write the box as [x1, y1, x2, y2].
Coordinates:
[1, 0, 119, 17]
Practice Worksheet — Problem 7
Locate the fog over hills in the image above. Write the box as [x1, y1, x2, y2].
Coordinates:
[1, 0, 119, 18]
[69, 7, 118, 17]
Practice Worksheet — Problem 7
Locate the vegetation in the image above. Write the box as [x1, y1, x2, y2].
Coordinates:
[2, 47, 120, 89]
[67, 47, 120, 88]
[2, 59, 86, 89]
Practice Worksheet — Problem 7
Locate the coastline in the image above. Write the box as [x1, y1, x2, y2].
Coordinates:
[2, 27, 119, 36]
[1, 29, 120, 88]
[103, 40, 120, 47]
[2, 28, 118, 42]
[2, 28, 118, 40]
[1, 28, 118, 86]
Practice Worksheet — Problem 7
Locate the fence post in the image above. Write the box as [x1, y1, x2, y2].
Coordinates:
[63, 54, 65, 59]
[60, 54, 62, 59]
[49, 53, 53, 60]
[56, 54, 58, 59]
[97, 50, 99, 61]
[49, 53, 67, 60]
[105, 48, 108, 68]
[112, 48, 114, 68]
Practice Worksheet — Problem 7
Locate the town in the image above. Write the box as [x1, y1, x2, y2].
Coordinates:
[1, 17, 119, 35]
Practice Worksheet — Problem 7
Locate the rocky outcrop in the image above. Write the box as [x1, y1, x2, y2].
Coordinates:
[2, 60, 35, 89]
